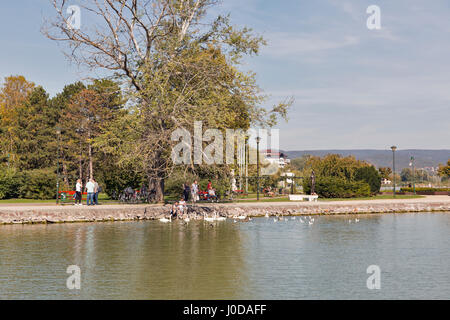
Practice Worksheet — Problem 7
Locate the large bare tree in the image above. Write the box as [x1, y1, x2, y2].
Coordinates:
[44, 0, 290, 202]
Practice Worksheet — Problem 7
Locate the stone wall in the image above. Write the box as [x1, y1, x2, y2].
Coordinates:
[0, 200, 449, 225]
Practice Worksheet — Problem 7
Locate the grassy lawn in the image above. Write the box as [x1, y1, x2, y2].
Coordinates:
[0, 199, 55, 204]
[0, 194, 425, 205]
[236, 194, 424, 203]
[318, 194, 424, 202]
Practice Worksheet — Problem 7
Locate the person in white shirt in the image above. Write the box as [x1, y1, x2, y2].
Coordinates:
[85, 179, 95, 206]
[191, 180, 199, 204]
[75, 179, 82, 205]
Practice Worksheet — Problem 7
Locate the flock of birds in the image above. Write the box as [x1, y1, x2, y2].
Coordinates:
[160, 213, 362, 225]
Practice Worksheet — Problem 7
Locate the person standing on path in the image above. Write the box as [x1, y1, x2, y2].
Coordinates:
[183, 183, 190, 202]
[75, 179, 82, 206]
[191, 180, 199, 204]
[85, 179, 95, 206]
[93, 179, 100, 205]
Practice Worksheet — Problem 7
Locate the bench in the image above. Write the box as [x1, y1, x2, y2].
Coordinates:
[288, 194, 319, 202]
[58, 191, 88, 204]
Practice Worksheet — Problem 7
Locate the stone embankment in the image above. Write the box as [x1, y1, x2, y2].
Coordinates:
[0, 196, 449, 225]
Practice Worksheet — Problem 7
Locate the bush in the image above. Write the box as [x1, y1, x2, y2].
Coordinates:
[303, 176, 371, 198]
[355, 166, 381, 195]
[0, 168, 22, 199]
[400, 187, 450, 193]
[19, 169, 57, 199]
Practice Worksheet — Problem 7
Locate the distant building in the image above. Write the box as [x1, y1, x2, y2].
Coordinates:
[263, 149, 290, 168]
[381, 178, 391, 185]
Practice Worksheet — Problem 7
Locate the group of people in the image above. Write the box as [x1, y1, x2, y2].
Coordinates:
[74, 178, 101, 206]
[182, 180, 216, 203]
[170, 180, 216, 217]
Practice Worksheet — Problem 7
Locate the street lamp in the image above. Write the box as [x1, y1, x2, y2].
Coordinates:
[256, 136, 261, 201]
[410, 156, 416, 195]
[391, 146, 397, 198]
[56, 127, 62, 204]
[245, 134, 249, 194]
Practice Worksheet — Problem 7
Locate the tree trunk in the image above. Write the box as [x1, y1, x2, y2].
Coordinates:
[88, 129, 93, 179]
[147, 171, 165, 203]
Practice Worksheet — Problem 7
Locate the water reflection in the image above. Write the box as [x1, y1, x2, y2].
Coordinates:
[0, 213, 449, 299]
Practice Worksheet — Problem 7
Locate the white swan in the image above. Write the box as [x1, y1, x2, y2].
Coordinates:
[265, 213, 269, 218]
[160, 216, 172, 223]
[204, 214, 215, 222]
[237, 215, 247, 220]
[184, 217, 191, 223]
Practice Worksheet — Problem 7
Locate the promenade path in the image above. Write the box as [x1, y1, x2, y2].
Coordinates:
[0, 195, 448, 212]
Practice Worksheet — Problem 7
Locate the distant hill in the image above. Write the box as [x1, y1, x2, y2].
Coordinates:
[284, 149, 450, 171]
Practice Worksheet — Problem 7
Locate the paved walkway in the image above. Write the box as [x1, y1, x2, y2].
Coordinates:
[0, 196, 448, 212]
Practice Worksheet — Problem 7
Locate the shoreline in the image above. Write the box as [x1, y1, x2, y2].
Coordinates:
[0, 196, 449, 225]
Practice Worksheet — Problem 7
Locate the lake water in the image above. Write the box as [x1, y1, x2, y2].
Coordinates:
[0, 213, 449, 300]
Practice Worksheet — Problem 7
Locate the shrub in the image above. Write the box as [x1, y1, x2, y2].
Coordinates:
[303, 176, 371, 198]
[19, 168, 57, 199]
[400, 187, 450, 193]
[0, 168, 22, 199]
[355, 166, 381, 195]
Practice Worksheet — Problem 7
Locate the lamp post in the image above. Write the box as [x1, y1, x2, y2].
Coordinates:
[245, 135, 249, 194]
[410, 156, 416, 195]
[391, 146, 397, 198]
[56, 127, 61, 204]
[256, 136, 261, 201]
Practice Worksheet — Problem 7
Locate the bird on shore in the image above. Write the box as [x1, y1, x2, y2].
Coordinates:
[265, 213, 269, 218]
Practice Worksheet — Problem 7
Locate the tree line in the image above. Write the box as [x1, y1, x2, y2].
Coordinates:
[1, 0, 292, 201]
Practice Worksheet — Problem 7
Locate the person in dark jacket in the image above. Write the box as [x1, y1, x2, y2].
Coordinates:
[183, 183, 190, 202]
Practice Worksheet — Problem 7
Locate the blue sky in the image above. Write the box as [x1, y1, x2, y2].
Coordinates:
[1, 0, 449, 150]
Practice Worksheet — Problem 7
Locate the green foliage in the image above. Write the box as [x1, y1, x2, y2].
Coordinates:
[99, 165, 144, 197]
[354, 166, 381, 194]
[305, 154, 367, 180]
[0, 167, 56, 199]
[0, 167, 21, 199]
[400, 168, 430, 182]
[400, 187, 450, 192]
[300, 154, 378, 198]
[289, 155, 310, 172]
[303, 176, 371, 198]
[378, 167, 392, 179]
[19, 168, 57, 199]
[438, 160, 450, 179]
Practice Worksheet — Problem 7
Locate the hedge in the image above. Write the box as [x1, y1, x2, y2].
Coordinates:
[400, 187, 450, 193]
[0, 168, 57, 200]
[303, 176, 371, 198]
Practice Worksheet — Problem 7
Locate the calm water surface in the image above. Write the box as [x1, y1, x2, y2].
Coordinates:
[0, 213, 449, 299]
